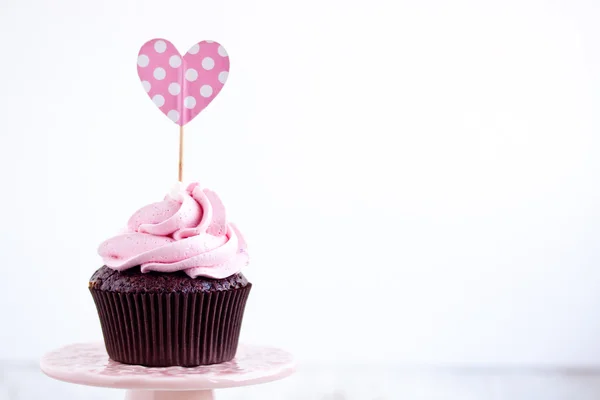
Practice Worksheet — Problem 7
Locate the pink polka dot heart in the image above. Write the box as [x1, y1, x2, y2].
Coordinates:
[137, 39, 230, 126]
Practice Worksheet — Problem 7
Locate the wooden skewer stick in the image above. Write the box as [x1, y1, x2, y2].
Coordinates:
[178, 125, 184, 182]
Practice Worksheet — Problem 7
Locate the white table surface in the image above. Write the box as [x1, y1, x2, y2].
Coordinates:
[4, 361, 600, 399]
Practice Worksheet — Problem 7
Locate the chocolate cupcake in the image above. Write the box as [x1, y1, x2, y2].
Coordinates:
[89, 182, 251, 367]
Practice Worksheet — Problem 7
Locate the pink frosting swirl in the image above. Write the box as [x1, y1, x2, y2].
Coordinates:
[98, 183, 249, 279]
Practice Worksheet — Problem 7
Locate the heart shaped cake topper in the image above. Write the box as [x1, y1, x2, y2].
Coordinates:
[137, 39, 230, 126]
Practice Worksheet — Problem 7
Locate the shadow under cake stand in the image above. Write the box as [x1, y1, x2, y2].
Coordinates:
[40, 343, 295, 399]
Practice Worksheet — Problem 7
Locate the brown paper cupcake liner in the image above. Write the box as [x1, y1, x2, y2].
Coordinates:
[89, 285, 252, 367]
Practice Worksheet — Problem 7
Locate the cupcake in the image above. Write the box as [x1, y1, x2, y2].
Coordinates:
[89, 182, 251, 367]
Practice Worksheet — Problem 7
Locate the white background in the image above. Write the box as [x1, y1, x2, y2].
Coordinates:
[0, 0, 599, 366]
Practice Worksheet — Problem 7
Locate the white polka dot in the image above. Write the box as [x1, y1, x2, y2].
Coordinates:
[152, 95, 165, 107]
[185, 68, 198, 81]
[200, 85, 213, 97]
[188, 44, 200, 54]
[169, 55, 181, 68]
[202, 57, 215, 70]
[154, 40, 167, 53]
[137, 54, 150, 67]
[218, 71, 228, 84]
[205, 40, 214, 43]
[141, 80, 151, 92]
[168, 110, 180, 122]
[217, 46, 228, 57]
[153, 67, 166, 80]
[168, 82, 181, 95]
[184, 96, 196, 109]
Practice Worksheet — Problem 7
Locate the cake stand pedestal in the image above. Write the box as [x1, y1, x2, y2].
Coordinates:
[40, 343, 295, 400]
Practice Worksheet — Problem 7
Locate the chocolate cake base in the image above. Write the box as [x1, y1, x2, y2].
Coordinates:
[89, 266, 252, 367]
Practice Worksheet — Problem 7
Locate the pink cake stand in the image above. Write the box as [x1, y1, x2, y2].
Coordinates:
[40, 343, 295, 400]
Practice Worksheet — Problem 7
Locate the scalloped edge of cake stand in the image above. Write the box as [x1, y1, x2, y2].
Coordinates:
[41, 342, 296, 399]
